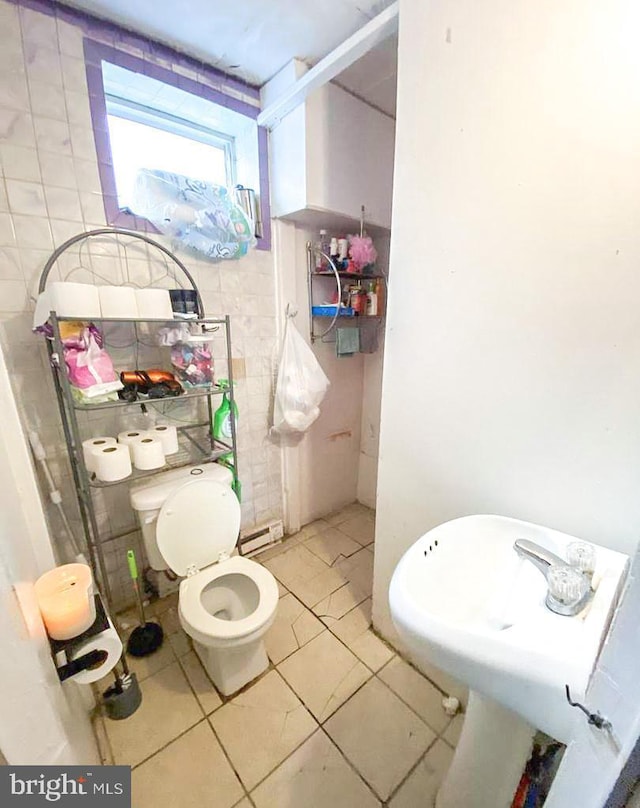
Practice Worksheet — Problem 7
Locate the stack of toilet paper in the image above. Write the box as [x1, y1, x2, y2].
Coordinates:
[82, 424, 180, 482]
[33, 282, 175, 329]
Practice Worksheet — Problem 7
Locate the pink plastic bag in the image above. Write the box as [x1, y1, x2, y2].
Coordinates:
[64, 327, 119, 390]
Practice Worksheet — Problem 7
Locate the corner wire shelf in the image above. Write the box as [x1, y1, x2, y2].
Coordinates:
[306, 242, 387, 345]
[38, 228, 239, 613]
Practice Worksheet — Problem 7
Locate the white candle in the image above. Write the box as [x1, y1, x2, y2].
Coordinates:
[34, 564, 95, 641]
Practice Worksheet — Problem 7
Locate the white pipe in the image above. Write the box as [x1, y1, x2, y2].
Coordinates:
[28, 430, 87, 565]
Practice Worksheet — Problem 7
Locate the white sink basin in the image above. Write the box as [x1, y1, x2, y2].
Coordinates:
[389, 515, 629, 808]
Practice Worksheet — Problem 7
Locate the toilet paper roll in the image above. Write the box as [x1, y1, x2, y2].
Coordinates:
[98, 285, 139, 319]
[151, 424, 180, 455]
[132, 435, 166, 470]
[117, 430, 150, 459]
[94, 444, 132, 482]
[135, 288, 174, 320]
[49, 282, 101, 319]
[69, 620, 123, 684]
[82, 437, 117, 473]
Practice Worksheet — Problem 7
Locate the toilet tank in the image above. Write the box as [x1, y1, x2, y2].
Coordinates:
[130, 463, 234, 571]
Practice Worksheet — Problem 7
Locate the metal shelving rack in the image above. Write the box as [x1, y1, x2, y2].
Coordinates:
[38, 229, 239, 610]
[306, 242, 387, 344]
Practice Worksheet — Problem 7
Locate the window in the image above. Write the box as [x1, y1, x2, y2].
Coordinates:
[84, 40, 270, 249]
[105, 107, 233, 211]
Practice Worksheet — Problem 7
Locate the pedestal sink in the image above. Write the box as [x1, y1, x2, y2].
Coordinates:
[389, 515, 628, 808]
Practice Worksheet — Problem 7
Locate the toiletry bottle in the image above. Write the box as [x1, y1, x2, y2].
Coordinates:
[316, 229, 330, 270]
[329, 237, 339, 264]
[212, 379, 238, 464]
[366, 282, 378, 316]
[338, 237, 349, 268]
[350, 285, 364, 315]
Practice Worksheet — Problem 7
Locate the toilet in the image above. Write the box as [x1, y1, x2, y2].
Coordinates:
[130, 463, 279, 695]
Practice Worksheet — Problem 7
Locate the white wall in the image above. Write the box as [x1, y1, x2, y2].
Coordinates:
[357, 234, 390, 508]
[374, 0, 640, 643]
[0, 338, 98, 765]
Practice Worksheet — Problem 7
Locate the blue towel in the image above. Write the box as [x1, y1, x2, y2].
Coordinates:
[336, 327, 360, 357]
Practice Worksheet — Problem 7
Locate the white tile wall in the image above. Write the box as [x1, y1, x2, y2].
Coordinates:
[0, 0, 282, 609]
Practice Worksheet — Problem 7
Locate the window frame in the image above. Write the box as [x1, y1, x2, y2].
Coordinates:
[83, 39, 271, 250]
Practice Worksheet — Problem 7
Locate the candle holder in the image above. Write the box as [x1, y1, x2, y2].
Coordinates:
[48, 594, 112, 682]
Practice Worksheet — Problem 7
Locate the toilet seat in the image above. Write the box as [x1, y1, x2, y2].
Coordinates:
[179, 555, 279, 643]
[156, 478, 240, 575]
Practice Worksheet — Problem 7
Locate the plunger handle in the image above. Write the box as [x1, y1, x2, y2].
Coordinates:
[127, 549, 146, 625]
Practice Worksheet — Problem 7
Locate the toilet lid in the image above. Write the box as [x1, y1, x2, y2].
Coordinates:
[156, 479, 241, 576]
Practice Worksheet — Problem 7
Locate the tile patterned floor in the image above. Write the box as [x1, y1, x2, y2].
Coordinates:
[100, 504, 460, 807]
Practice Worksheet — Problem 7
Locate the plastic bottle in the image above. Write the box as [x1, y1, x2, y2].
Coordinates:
[350, 285, 364, 315]
[366, 282, 378, 316]
[212, 379, 238, 449]
[316, 229, 330, 270]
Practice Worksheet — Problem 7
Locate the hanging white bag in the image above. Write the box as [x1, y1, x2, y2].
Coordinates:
[272, 318, 330, 434]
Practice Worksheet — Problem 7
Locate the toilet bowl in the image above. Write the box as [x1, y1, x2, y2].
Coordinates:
[130, 464, 279, 695]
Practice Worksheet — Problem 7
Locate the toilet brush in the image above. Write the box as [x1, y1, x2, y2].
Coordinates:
[103, 657, 142, 720]
[126, 549, 164, 657]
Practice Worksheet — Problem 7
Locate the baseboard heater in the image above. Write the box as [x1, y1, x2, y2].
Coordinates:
[239, 519, 285, 556]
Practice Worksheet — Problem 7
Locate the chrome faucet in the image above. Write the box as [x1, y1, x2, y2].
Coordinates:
[513, 539, 565, 579]
[513, 538, 591, 616]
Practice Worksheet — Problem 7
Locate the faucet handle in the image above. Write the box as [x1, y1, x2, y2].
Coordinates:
[546, 565, 590, 616]
[566, 541, 596, 579]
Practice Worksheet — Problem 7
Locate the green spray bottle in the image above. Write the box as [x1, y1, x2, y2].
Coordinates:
[212, 379, 241, 500]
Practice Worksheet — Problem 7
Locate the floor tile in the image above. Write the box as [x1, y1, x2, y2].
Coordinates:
[265, 593, 325, 664]
[327, 598, 372, 641]
[158, 601, 192, 657]
[132, 720, 244, 808]
[406, 658, 469, 705]
[378, 657, 451, 734]
[209, 670, 317, 790]
[324, 503, 371, 526]
[263, 544, 329, 589]
[251, 730, 380, 808]
[334, 547, 374, 596]
[389, 740, 453, 808]
[313, 580, 369, 622]
[349, 630, 395, 672]
[292, 518, 332, 541]
[276, 579, 288, 597]
[179, 650, 223, 714]
[232, 800, 253, 808]
[277, 630, 371, 722]
[324, 677, 435, 801]
[98, 617, 175, 689]
[303, 527, 362, 566]
[104, 661, 202, 767]
[443, 712, 464, 747]
[149, 592, 178, 616]
[337, 512, 375, 545]
[288, 566, 348, 608]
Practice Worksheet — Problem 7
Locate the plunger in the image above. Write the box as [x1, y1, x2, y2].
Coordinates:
[125, 549, 164, 657]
